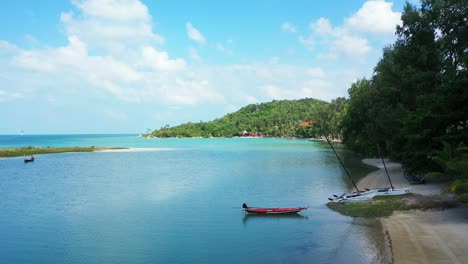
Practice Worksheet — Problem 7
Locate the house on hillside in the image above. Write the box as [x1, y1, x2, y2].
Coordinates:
[241, 131, 263, 137]
[299, 120, 315, 127]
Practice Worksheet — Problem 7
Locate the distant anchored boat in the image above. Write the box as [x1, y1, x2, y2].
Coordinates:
[24, 155, 35, 163]
[242, 203, 308, 214]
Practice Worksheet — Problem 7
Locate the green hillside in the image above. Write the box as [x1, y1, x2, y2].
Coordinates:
[149, 98, 338, 138]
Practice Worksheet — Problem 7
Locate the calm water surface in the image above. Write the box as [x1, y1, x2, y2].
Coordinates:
[0, 135, 382, 263]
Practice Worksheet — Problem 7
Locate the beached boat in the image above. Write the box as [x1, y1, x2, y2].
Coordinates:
[369, 187, 412, 196]
[328, 190, 377, 203]
[242, 203, 308, 214]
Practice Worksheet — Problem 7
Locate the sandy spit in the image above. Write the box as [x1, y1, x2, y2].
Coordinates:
[358, 159, 468, 264]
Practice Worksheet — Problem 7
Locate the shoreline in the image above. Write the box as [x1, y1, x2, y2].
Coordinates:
[357, 159, 468, 264]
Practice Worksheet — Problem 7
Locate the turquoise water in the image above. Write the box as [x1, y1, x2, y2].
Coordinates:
[0, 135, 381, 263]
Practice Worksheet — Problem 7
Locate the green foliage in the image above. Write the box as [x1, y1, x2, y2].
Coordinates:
[327, 194, 458, 217]
[341, 78, 379, 156]
[149, 98, 341, 138]
[0, 147, 125, 158]
[429, 142, 468, 180]
[341, 0, 468, 176]
[447, 179, 468, 195]
[456, 193, 468, 203]
[327, 195, 416, 218]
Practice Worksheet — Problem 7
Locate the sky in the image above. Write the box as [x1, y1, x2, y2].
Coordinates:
[0, 0, 414, 134]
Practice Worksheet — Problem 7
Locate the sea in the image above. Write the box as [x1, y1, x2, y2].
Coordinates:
[0, 134, 384, 264]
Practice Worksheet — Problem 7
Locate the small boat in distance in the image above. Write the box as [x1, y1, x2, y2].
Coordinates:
[24, 155, 35, 163]
[242, 203, 308, 214]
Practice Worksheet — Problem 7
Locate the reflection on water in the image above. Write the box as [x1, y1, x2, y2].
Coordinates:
[242, 213, 309, 225]
[332, 218, 386, 264]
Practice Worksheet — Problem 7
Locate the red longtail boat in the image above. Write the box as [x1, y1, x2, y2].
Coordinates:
[242, 203, 308, 214]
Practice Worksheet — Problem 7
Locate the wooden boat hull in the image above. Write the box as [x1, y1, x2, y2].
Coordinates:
[244, 207, 308, 214]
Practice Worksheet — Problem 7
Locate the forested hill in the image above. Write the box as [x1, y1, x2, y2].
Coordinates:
[149, 98, 335, 138]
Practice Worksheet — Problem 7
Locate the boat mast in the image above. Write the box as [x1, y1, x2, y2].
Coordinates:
[324, 135, 360, 193]
[377, 143, 394, 189]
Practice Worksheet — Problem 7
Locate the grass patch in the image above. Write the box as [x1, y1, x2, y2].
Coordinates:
[0, 147, 127, 158]
[327, 194, 458, 218]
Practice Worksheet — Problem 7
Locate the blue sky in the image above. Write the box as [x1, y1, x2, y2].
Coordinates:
[0, 0, 413, 134]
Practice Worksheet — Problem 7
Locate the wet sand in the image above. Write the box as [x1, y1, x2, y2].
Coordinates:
[357, 159, 468, 264]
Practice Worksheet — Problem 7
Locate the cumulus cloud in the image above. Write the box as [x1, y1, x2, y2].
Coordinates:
[72, 0, 151, 22]
[307, 17, 371, 57]
[346, 0, 401, 33]
[299, 0, 399, 58]
[61, 0, 164, 53]
[1, 0, 360, 114]
[141, 46, 186, 71]
[312, 18, 332, 35]
[186, 22, 206, 44]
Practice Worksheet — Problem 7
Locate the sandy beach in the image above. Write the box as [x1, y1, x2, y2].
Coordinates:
[357, 159, 468, 264]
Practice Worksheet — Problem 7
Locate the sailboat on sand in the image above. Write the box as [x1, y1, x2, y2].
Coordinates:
[324, 135, 376, 203]
[364, 144, 411, 197]
[327, 140, 410, 203]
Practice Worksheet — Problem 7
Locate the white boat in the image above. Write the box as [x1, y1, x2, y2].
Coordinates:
[329, 187, 412, 203]
[368, 187, 412, 196]
[328, 190, 377, 203]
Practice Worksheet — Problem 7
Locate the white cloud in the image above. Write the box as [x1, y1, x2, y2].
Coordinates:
[61, 0, 164, 53]
[300, 1, 399, 58]
[281, 22, 297, 33]
[312, 18, 332, 35]
[186, 22, 206, 44]
[1, 0, 370, 122]
[0, 40, 19, 54]
[331, 34, 371, 56]
[307, 19, 371, 57]
[306, 67, 325, 78]
[261, 84, 286, 100]
[346, 0, 401, 33]
[141, 46, 186, 71]
[299, 35, 314, 47]
[72, 0, 151, 22]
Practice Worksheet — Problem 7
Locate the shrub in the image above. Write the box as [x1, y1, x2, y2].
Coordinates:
[456, 194, 468, 203]
[447, 179, 468, 195]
